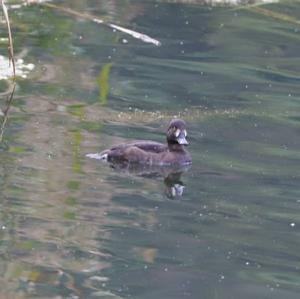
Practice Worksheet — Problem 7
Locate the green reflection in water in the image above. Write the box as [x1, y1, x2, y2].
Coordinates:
[67, 180, 80, 191]
[67, 104, 85, 118]
[8, 146, 26, 154]
[98, 63, 113, 105]
[71, 129, 82, 173]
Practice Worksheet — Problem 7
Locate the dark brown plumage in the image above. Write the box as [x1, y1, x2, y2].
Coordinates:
[99, 119, 191, 166]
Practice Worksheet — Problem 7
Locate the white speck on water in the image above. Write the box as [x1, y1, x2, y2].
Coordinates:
[0, 55, 35, 80]
[245, 261, 250, 266]
[92, 18, 103, 24]
[26, 64, 35, 71]
[290, 222, 296, 227]
[1, 226, 6, 230]
[164, 268, 168, 272]
[10, 4, 23, 9]
[90, 276, 109, 282]
[122, 38, 128, 44]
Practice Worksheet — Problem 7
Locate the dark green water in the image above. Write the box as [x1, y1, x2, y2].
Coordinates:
[1, 0, 300, 298]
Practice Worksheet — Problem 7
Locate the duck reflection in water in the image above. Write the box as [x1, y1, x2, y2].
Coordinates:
[87, 119, 192, 198]
[110, 162, 191, 199]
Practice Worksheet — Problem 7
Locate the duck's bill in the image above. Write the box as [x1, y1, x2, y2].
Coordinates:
[177, 136, 189, 145]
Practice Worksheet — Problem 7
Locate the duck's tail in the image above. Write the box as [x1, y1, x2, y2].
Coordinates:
[86, 150, 109, 161]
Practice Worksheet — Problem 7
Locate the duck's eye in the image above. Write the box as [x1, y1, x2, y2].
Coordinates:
[183, 130, 187, 137]
[175, 129, 180, 137]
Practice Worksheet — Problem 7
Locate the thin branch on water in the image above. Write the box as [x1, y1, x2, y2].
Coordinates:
[1, 0, 16, 78]
[232, 2, 300, 25]
[0, 0, 16, 142]
[248, 6, 300, 25]
[0, 83, 16, 142]
[42, 3, 161, 46]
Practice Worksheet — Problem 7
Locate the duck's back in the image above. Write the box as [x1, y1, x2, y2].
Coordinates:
[101, 141, 167, 163]
[122, 141, 167, 153]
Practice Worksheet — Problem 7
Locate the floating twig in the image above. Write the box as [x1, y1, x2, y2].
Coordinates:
[1, 0, 16, 78]
[43, 3, 161, 46]
[109, 23, 161, 46]
[248, 6, 300, 25]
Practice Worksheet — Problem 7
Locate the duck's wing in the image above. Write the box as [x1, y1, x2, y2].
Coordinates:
[130, 141, 167, 153]
[96, 141, 166, 162]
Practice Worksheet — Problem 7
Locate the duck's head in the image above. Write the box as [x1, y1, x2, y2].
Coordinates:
[166, 119, 189, 146]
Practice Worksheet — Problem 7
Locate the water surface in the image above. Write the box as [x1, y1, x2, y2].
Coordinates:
[1, 0, 300, 298]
